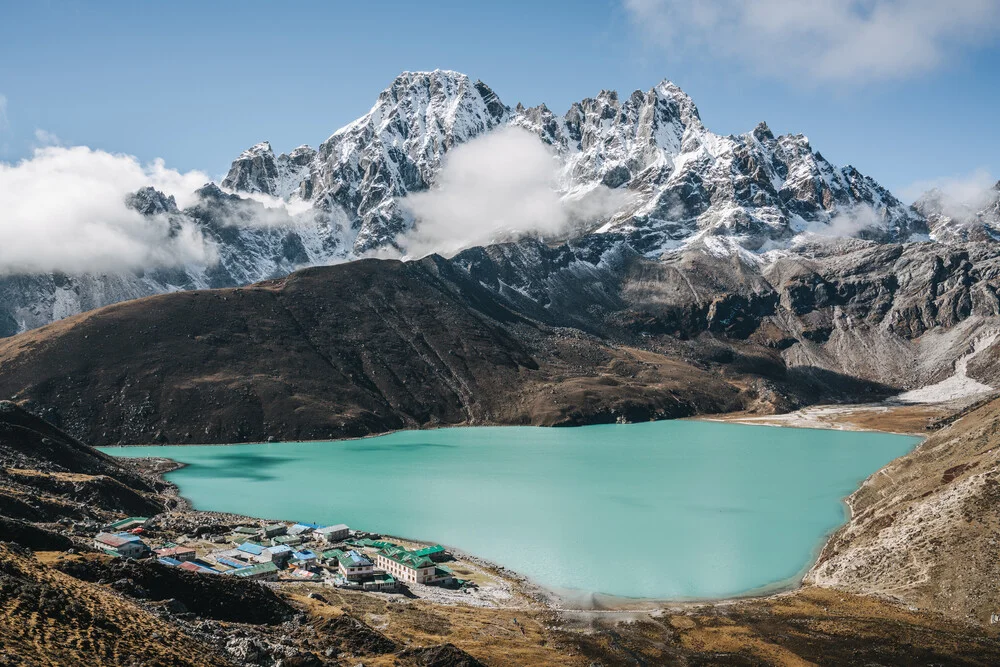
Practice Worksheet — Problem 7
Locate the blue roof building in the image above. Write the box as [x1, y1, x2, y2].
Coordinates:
[237, 542, 265, 556]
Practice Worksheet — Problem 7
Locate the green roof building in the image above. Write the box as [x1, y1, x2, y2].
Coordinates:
[227, 561, 279, 581]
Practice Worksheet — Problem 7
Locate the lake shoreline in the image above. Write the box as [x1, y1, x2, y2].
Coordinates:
[134, 452, 821, 613]
[109, 417, 923, 613]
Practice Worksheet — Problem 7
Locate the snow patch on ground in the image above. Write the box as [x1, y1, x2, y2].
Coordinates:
[895, 331, 998, 404]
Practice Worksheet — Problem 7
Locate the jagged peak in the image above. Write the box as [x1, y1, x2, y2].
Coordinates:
[125, 186, 178, 216]
[238, 141, 274, 159]
[652, 79, 701, 123]
[752, 121, 774, 142]
[380, 69, 478, 100]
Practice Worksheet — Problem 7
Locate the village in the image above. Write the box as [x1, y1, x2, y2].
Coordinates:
[91, 515, 470, 596]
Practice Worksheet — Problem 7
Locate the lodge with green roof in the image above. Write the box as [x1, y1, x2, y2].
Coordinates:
[226, 561, 279, 581]
[375, 546, 450, 584]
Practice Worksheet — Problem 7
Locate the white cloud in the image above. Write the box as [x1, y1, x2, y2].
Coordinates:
[624, 0, 1000, 83]
[901, 168, 997, 213]
[33, 128, 61, 146]
[397, 127, 631, 257]
[0, 146, 217, 274]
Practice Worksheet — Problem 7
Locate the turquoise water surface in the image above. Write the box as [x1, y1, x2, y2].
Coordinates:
[103, 421, 919, 600]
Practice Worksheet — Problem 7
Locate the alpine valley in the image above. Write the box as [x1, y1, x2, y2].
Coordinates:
[4, 70, 1000, 666]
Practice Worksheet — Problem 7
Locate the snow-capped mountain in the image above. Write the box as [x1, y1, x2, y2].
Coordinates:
[222, 70, 926, 256]
[912, 181, 1000, 242]
[0, 70, 956, 336]
[0, 185, 350, 335]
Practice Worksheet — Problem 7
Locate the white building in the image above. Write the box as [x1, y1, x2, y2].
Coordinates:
[94, 532, 149, 559]
[374, 548, 438, 584]
[313, 524, 350, 542]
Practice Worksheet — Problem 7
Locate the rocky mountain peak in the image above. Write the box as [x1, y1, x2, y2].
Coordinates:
[125, 187, 178, 216]
[752, 121, 775, 143]
[214, 71, 929, 257]
[221, 141, 279, 196]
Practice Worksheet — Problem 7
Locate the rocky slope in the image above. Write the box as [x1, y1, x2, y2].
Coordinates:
[807, 393, 1000, 626]
[1, 70, 934, 337]
[0, 253, 746, 446]
[1, 233, 999, 446]
[0, 401, 162, 524]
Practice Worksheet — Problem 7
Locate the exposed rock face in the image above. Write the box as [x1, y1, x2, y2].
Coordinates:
[220, 141, 316, 200]
[913, 181, 1000, 243]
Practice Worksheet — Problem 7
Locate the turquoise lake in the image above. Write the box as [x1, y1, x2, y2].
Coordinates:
[102, 421, 919, 600]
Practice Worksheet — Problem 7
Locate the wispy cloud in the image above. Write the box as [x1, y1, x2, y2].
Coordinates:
[624, 0, 1000, 84]
[902, 168, 998, 213]
[33, 128, 61, 146]
[397, 127, 630, 257]
[0, 95, 8, 131]
[0, 146, 217, 274]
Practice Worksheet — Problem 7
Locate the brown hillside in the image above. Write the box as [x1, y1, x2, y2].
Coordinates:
[0, 257, 744, 446]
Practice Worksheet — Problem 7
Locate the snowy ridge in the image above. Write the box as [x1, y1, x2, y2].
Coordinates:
[223, 70, 925, 259]
[0, 70, 978, 335]
[912, 182, 1000, 243]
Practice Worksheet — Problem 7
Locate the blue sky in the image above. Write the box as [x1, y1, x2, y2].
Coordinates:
[1, 0, 998, 197]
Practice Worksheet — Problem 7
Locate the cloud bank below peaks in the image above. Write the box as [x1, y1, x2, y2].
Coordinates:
[398, 127, 633, 257]
[0, 146, 217, 275]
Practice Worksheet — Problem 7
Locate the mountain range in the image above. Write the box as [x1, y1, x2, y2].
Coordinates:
[6, 69, 997, 336]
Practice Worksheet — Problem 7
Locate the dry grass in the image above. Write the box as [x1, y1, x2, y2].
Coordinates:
[0, 545, 232, 667]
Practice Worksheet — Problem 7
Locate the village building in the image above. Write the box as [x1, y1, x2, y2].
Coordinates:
[347, 538, 398, 550]
[411, 544, 449, 562]
[374, 547, 438, 584]
[271, 534, 303, 547]
[227, 561, 279, 581]
[363, 572, 399, 592]
[314, 524, 350, 542]
[215, 556, 249, 570]
[237, 542, 265, 557]
[336, 550, 374, 581]
[179, 561, 218, 575]
[287, 567, 321, 581]
[261, 544, 294, 566]
[158, 556, 183, 567]
[154, 546, 196, 562]
[94, 532, 150, 559]
[287, 523, 320, 536]
[231, 526, 262, 540]
[262, 523, 287, 538]
[291, 549, 318, 566]
[105, 516, 148, 532]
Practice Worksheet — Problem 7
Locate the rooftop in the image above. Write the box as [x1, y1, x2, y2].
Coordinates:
[155, 546, 195, 557]
[411, 544, 446, 557]
[237, 542, 265, 555]
[95, 532, 144, 548]
[227, 561, 278, 578]
[378, 547, 435, 570]
[338, 549, 373, 568]
[315, 524, 349, 533]
[106, 516, 148, 529]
